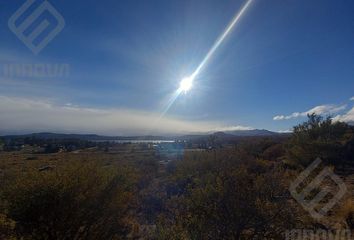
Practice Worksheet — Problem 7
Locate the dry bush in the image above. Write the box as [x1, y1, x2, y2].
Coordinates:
[157, 151, 306, 240]
[0, 160, 137, 240]
[337, 199, 354, 229]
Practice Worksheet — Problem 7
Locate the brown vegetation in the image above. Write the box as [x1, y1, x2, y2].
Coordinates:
[0, 114, 353, 239]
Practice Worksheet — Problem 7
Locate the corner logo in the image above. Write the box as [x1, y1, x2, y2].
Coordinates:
[8, 0, 65, 55]
[289, 158, 347, 220]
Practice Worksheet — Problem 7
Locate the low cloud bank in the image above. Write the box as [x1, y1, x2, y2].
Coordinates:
[0, 96, 252, 136]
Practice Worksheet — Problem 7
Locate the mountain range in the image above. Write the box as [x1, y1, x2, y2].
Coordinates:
[1, 129, 286, 141]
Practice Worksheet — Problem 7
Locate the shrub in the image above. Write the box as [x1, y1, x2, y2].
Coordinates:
[287, 114, 354, 167]
[338, 199, 354, 229]
[157, 152, 305, 239]
[0, 160, 137, 240]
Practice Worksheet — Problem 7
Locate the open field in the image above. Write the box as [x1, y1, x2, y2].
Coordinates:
[0, 116, 354, 239]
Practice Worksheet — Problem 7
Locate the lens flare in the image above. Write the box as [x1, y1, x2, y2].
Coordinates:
[179, 76, 194, 93]
[191, 0, 253, 78]
[161, 0, 254, 117]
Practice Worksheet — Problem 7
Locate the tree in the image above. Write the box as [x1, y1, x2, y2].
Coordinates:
[287, 114, 354, 167]
[0, 138, 4, 151]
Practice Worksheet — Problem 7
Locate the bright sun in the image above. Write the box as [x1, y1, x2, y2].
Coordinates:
[179, 76, 193, 93]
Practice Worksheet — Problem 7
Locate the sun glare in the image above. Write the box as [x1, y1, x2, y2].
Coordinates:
[179, 76, 193, 93]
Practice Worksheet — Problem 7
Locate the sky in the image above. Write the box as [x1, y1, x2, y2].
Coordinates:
[0, 0, 354, 135]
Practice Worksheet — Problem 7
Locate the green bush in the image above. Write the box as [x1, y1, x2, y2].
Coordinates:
[287, 114, 354, 167]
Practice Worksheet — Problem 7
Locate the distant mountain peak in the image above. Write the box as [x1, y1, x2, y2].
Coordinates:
[220, 129, 278, 137]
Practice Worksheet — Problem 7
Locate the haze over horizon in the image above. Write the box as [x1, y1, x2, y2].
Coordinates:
[1, 0, 354, 135]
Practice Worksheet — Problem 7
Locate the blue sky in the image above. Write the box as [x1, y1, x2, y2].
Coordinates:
[0, 0, 354, 135]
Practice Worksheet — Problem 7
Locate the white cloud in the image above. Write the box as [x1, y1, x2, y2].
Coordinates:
[333, 106, 354, 123]
[277, 129, 293, 133]
[0, 96, 252, 135]
[350, 97, 354, 101]
[211, 125, 254, 132]
[305, 104, 347, 116]
[273, 104, 347, 121]
[273, 115, 285, 121]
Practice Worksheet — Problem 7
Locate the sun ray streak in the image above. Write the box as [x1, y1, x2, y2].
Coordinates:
[159, 0, 254, 119]
[159, 89, 183, 119]
[191, 0, 253, 79]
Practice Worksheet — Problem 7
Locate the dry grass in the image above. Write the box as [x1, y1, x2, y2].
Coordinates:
[336, 199, 354, 229]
